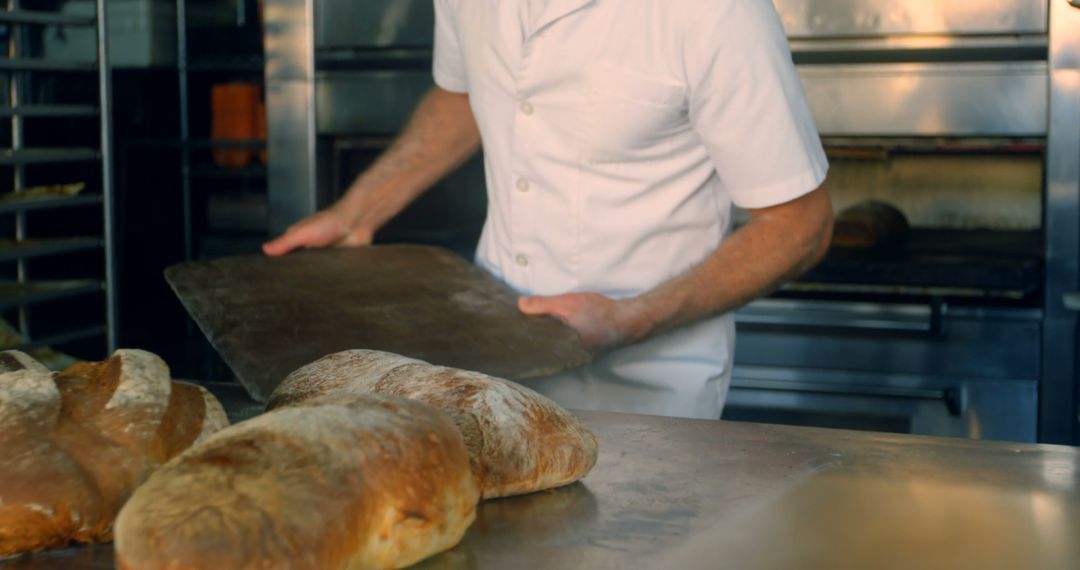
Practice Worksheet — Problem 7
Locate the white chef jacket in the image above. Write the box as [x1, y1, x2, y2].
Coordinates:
[433, 0, 828, 419]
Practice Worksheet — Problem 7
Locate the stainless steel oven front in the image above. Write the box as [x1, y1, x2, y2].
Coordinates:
[724, 0, 1080, 444]
[726, 300, 1040, 441]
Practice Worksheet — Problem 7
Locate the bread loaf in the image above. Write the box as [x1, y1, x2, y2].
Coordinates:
[832, 200, 909, 249]
[115, 393, 479, 570]
[269, 350, 599, 499]
[0, 349, 229, 557]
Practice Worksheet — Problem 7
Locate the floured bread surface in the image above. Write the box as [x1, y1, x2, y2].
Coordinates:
[115, 394, 479, 570]
[190, 383, 230, 445]
[271, 350, 600, 499]
[0, 350, 49, 374]
[58, 349, 173, 448]
[0, 350, 231, 557]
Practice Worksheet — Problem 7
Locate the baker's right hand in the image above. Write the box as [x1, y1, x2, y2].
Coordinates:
[262, 208, 373, 256]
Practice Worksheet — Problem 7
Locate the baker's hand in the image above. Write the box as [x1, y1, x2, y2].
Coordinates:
[262, 208, 373, 257]
[518, 293, 646, 352]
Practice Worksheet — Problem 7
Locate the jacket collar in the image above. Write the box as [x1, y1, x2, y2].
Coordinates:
[529, 0, 596, 40]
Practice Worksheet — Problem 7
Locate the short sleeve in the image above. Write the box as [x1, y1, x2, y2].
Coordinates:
[433, 0, 468, 93]
[685, 0, 828, 210]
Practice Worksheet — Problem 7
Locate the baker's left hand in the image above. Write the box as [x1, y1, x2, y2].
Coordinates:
[518, 293, 645, 352]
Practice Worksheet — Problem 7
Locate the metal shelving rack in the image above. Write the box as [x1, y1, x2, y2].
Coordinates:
[0, 0, 116, 354]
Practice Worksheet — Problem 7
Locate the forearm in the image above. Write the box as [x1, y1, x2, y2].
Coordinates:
[624, 187, 833, 342]
[334, 86, 481, 235]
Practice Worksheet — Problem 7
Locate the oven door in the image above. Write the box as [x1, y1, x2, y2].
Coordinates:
[725, 299, 1041, 442]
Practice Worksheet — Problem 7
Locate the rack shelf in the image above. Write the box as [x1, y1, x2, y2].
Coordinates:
[0, 58, 97, 72]
[0, 2, 116, 357]
[0, 148, 101, 165]
[4, 325, 105, 352]
[0, 238, 103, 263]
[0, 193, 101, 214]
[0, 105, 99, 119]
[0, 10, 95, 26]
[0, 279, 103, 310]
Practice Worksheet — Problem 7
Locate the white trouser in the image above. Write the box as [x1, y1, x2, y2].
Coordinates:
[525, 314, 735, 420]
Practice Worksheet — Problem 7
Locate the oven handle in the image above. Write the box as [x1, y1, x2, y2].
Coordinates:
[731, 379, 965, 417]
[735, 298, 946, 335]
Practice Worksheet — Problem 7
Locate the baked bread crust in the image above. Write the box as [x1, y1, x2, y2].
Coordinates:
[832, 200, 910, 249]
[0, 350, 229, 557]
[269, 350, 600, 499]
[114, 393, 479, 570]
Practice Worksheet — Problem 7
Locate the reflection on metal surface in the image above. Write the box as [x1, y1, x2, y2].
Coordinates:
[266, 81, 321, 233]
[1041, 454, 1080, 493]
[316, 71, 433, 135]
[732, 298, 1042, 441]
[317, 0, 434, 49]
[823, 154, 1042, 230]
[728, 365, 1038, 441]
[264, 0, 319, 233]
[472, 483, 599, 534]
[264, 0, 313, 81]
[799, 62, 1048, 136]
[789, 34, 1049, 56]
[0, 544, 114, 568]
[656, 474, 1079, 570]
[773, 0, 1048, 37]
[416, 484, 600, 569]
[736, 298, 940, 333]
[1041, 0, 1080, 443]
[735, 301, 1043, 380]
[784, 282, 1026, 300]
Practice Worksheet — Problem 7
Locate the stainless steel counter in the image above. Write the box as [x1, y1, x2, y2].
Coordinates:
[4, 384, 1079, 569]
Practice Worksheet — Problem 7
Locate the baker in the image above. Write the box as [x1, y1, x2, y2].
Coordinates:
[263, 0, 832, 420]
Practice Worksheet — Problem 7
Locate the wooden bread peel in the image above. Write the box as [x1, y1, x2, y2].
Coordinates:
[165, 245, 592, 402]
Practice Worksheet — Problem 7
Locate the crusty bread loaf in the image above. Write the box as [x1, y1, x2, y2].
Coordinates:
[0, 349, 229, 557]
[269, 350, 599, 499]
[115, 393, 479, 570]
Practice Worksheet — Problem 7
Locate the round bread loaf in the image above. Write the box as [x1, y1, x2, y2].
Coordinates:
[832, 200, 909, 249]
[114, 393, 479, 570]
[269, 349, 600, 499]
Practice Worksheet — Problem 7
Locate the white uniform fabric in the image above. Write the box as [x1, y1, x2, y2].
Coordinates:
[433, 0, 828, 419]
[520, 0, 549, 34]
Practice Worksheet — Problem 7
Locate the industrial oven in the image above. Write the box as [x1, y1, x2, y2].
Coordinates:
[262, 0, 1080, 443]
[726, 0, 1080, 444]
